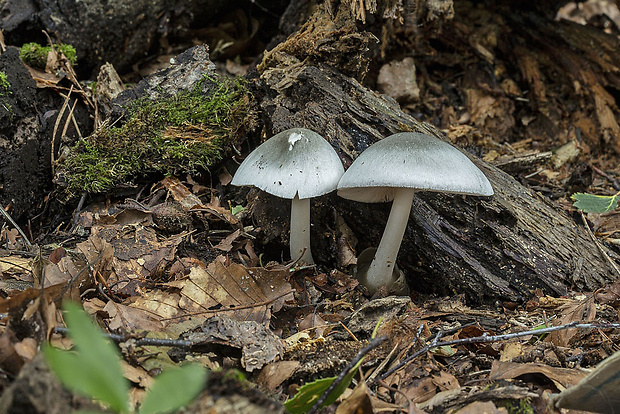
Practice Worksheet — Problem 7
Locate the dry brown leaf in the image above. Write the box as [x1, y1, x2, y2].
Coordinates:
[76, 234, 114, 279]
[334, 381, 374, 414]
[129, 291, 183, 324]
[499, 342, 522, 362]
[88, 226, 179, 296]
[547, 295, 596, 347]
[399, 376, 436, 404]
[552, 349, 620, 412]
[214, 229, 242, 252]
[169, 256, 293, 324]
[121, 360, 154, 388]
[297, 312, 328, 338]
[489, 360, 586, 391]
[104, 301, 164, 332]
[457, 401, 508, 413]
[0, 256, 32, 275]
[158, 176, 204, 210]
[431, 371, 460, 391]
[13, 338, 37, 361]
[0, 332, 24, 375]
[257, 361, 300, 391]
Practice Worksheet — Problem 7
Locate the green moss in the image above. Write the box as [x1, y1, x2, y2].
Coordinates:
[20, 42, 77, 68]
[0, 71, 10, 95]
[500, 398, 534, 414]
[61, 76, 255, 195]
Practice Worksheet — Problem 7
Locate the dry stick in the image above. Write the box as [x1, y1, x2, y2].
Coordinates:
[0, 208, 33, 249]
[51, 86, 73, 176]
[307, 336, 388, 414]
[580, 211, 620, 278]
[53, 327, 194, 348]
[69, 192, 88, 233]
[374, 321, 620, 385]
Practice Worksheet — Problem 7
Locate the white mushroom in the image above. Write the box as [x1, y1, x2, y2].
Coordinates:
[337, 132, 493, 294]
[231, 128, 344, 264]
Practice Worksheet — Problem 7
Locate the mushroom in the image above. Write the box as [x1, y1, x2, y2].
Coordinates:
[231, 128, 344, 264]
[337, 132, 493, 294]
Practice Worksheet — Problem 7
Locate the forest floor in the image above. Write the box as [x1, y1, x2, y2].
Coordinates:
[0, 1, 620, 413]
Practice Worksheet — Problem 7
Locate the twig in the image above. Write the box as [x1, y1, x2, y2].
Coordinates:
[0, 207, 33, 249]
[580, 211, 620, 278]
[374, 321, 620, 385]
[307, 336, 387, 414]
[53, 327, 193, 348]
[69, 192, 88, 233]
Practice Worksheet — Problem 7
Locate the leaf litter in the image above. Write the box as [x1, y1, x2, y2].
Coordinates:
[1, 58, 620, 412]
[2, 179, 620, 414]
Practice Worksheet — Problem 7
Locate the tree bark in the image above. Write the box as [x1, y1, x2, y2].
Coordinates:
[249, 4, 620, 303]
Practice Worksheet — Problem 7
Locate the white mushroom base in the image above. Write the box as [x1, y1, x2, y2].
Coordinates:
[360, 188, 415, 294]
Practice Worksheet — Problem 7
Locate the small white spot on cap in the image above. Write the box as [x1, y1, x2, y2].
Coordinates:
[288, 132, 303, 150]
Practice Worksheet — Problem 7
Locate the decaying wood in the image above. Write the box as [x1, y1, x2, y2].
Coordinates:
[250, 4, 619, 303]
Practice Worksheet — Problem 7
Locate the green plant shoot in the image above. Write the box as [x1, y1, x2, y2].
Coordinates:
[44, 302, 208, 413]
[44, 302, 130, 413]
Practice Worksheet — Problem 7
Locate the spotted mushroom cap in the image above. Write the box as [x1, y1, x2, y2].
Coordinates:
[231, 128, 344, 199]
[337, 132, 494, 202]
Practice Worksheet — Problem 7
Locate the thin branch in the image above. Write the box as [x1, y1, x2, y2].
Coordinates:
[374, 321, 620, 385]
[53, 327, 193, 348]
[0, 208, 33, 249]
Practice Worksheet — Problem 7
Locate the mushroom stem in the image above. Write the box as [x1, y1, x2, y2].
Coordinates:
[290, 194, 314, 264]
[363, 188, 415, 294]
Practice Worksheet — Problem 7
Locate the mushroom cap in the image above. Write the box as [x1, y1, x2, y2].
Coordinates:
[337, 132, 494, 202]
[231, 128, 344, 199]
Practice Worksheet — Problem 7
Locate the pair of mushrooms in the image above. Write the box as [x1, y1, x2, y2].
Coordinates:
[231, 128, 493, 294]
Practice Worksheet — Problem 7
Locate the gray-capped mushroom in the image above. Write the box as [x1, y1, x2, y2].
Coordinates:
[231, 128, 344, 264]
[337, 132, 493, 294]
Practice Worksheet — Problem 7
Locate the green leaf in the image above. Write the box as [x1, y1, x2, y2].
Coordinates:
[284, 368, 357, 414]
[139, 365, 208, 414]
[44, 302, 130, 413]
[571, 192, 620, 213]
[230, 205, 244, 216]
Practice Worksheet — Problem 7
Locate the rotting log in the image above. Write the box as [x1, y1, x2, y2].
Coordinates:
[245, 4, 620, 303]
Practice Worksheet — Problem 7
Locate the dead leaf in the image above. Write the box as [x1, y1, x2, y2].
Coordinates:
[214, 229, 242, 252]
[182, 315, 285, 372]
[456, 401, 508, 413]
[499, 342, 522, 362]
[169, 257, 293, 324]
[121, 360, 154, 388]
[257, 361, 300, 391]
[104, 301, 164, 332]
[489, 360, 586, 390]
[335, 381, 374, 414]
[13, 338, 37, 361]
[547, 295, 596, 346]
[297, 312, 328, 338]
[0, 332, 24, 375]
[431, 371, 460, 391]
[89, 226, 179, 296]
[0, 256, 32, 275]
[157, 176, 204, 210]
